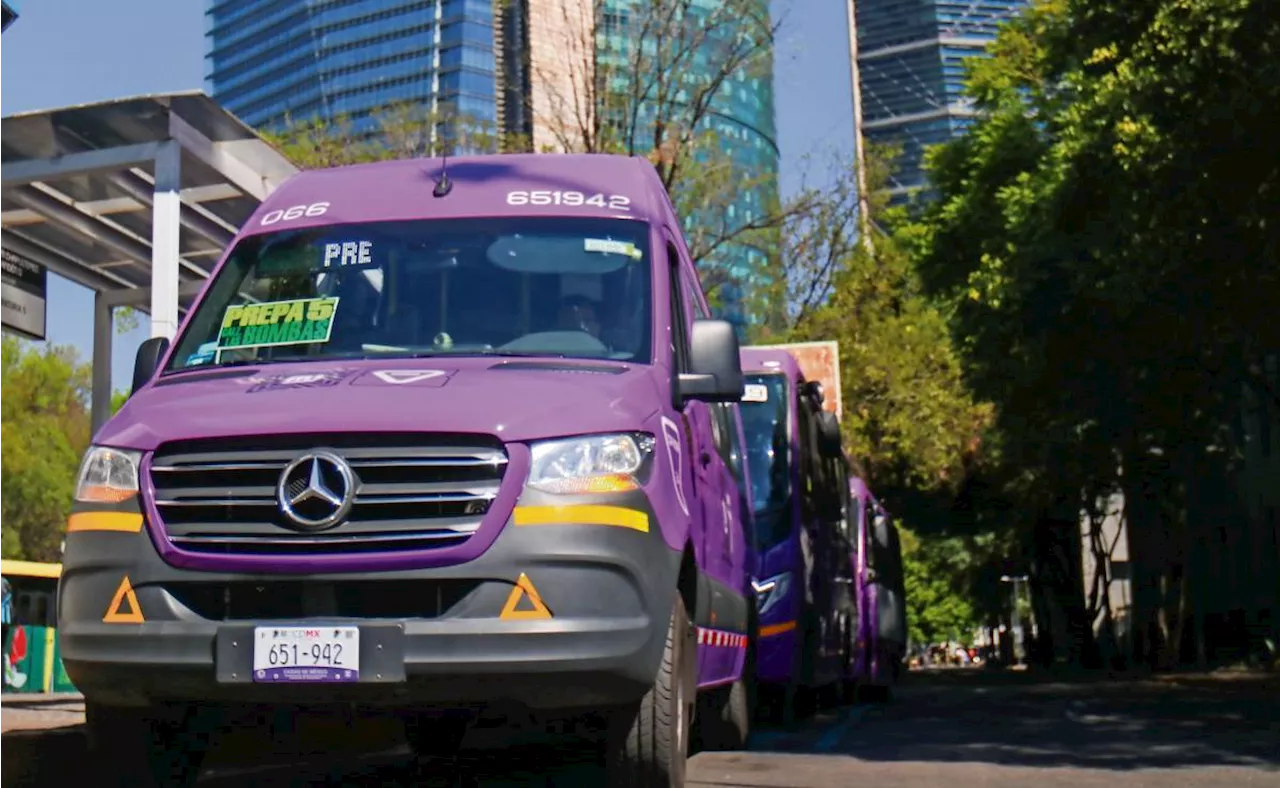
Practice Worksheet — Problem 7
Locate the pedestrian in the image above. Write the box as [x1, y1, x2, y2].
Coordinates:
[0, 573, 11, 695]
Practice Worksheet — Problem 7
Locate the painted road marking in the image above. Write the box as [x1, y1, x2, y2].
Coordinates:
[815, 705, 871, 752]
[103, 576, 144, 623]
[748, 704, 871, 752]
[500, 573, 553, 620]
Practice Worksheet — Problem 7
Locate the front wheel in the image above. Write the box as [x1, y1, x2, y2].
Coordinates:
[605, 596, 696, 787]
[86, 702, 211, 788]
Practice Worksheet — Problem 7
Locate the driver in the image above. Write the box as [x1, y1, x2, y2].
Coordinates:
[557, 294, 602, 338]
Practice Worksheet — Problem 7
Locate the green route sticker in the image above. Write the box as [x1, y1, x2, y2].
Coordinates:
[217, 296, 340, 352]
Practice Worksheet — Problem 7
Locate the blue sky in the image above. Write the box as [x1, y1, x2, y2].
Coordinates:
[0, 0, 855, 393]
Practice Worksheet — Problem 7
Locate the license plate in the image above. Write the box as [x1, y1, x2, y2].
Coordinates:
[252, 626, 360, 683]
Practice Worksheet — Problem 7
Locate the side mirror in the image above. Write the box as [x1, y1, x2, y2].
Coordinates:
[678, 319, 744, 403]
[803, 380, 824, 405]
[132, 336, 171, 395]
[817, 410, 843, 457]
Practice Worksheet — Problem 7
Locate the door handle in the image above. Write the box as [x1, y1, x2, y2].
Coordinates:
[699, 451, 712, 467]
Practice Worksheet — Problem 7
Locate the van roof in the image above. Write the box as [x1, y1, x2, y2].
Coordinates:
[242, 153, 673, 236]
[740, 346, 803, 377]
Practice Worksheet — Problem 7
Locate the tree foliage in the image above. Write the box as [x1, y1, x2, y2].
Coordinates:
[906, 0, 1280, 667]
[528, 0, 795, 292]
[901, 526, 979, 646]
[1, 337, 92, 562]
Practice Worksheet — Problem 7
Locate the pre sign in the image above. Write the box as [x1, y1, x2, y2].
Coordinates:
[253, 626, 360, 682]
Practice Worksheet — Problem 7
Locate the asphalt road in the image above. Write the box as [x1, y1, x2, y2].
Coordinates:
[5, 669, 1278, 787]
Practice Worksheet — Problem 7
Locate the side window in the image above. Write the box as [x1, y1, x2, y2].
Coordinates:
[667, 243, 691, 374]
[710, 404, 736, 469]
[681, 266, 710, 320]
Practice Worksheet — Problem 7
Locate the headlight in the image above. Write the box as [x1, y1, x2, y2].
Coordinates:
[528, 433, 654, 494]
[752, 572, 792, 616]
[74, 446, 141, 503]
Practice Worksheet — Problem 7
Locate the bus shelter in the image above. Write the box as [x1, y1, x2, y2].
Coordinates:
[1, 91, 298, 431]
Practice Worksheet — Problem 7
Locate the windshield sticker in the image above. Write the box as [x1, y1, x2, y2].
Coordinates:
[584, 238, 642, 259]
[742, 383, 769, 403]
[322, 241, 375, 269]
[217, 297, 339, 353]
[184, 341, 219, 368]
[660, 416, 689, 516]
[243, 369, 357, 394]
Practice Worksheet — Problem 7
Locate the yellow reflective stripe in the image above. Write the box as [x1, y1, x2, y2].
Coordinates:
[513, 505, 649, 532]
[66, 512, 144, 533]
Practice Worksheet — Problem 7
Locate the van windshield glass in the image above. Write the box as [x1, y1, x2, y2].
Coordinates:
[740, 372, 792, 549]
[164, 217, 653, 372]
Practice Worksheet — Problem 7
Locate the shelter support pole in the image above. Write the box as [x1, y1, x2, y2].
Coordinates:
[150, 141, 182, 340]
[91, 293, 114, 434]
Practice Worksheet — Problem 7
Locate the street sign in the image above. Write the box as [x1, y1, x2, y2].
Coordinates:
[2, 248, 47, 341]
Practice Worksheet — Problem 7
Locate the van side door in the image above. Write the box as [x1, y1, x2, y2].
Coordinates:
[663, 239, 722, 632]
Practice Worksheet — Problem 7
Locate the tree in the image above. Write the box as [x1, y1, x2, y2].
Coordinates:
[1, 337, 92, 562]
[260, 102, 528, 170]
[759, 140, 1001, 644]
[907, 0, 1280, 668]
[901, 526, 979, 647]
[509, 0, 813, 304]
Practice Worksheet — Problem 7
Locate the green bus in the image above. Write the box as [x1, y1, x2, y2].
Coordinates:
[2, 559, 76, 694]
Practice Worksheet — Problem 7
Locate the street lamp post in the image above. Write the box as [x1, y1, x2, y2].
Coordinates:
[1001, 574, 1030, 664]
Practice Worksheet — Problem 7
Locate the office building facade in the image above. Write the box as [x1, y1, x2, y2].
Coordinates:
[205, 0, 777, 335]
[854, 0, 1026, 202]
[206, 0, 499, 136]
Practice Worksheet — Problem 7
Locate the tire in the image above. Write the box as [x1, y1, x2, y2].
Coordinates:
[838, 618, 858, 706]
[86, 702, 209, 788]
[605, 595, 696, 787]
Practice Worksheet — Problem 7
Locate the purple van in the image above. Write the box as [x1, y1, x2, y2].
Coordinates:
[57, 153, 756, 786]
[847, 476, 907, 701]
[738, 348, 858, 721]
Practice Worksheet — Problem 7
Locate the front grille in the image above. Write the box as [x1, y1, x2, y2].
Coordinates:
[149, 433, 508, 555]
[165, 579, 480, 621]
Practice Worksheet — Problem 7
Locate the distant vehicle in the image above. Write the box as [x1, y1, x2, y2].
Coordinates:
[58, 152, 755, 787]
[739, 346, 858, 721]
[847, 477, 907, 701]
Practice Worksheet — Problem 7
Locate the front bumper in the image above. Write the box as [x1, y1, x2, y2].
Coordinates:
[57, 490, 681, 712]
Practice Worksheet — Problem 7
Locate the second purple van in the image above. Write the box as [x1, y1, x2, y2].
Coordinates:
[738, 347, 858, 721]
[58, 153, 756, 787]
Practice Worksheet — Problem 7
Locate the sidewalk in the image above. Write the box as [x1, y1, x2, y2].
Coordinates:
[1, 694, 84, 734]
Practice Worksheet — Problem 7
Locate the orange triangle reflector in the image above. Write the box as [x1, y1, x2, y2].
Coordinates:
[103, 576, 145, 623]
[499, 573, 552, 620]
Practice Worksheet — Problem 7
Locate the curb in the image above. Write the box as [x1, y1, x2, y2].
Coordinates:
[0, 693, 84, 706]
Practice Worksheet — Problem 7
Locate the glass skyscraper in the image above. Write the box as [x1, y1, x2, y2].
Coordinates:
[854, 0, 1026, 202]
[206, 0, 499, 135]
[206, 0, 777, 336]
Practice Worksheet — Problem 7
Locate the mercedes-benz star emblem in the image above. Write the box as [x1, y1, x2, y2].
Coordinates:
[277, 451, 356, 530]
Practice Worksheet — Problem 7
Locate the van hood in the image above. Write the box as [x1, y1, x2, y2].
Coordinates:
[96, 357, 664, 451]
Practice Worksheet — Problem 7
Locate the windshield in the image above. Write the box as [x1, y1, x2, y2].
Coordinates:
[740, 372, 793, 549]
[164, 217, 653, 372]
